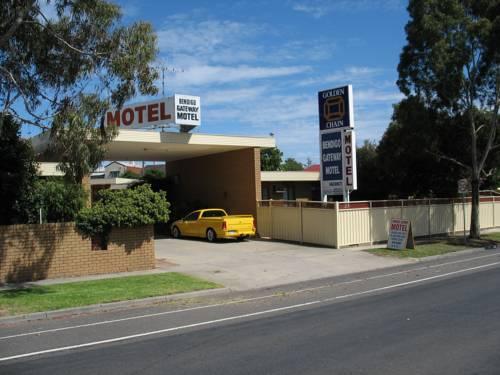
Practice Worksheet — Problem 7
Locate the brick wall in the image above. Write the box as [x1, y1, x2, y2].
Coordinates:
[166, 148, 261, 218]
[0, 223, 155, 284]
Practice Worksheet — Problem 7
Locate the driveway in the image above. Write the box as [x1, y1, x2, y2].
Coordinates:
[155, 238, 411, 291]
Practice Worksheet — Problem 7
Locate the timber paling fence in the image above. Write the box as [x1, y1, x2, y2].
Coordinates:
[256, 197, 500, 248]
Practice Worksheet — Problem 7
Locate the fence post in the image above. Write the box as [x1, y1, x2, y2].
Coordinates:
[269, 200, 273, 239]
[452, 199, 456, 235]
[428, 199, 431, 238]
[334, 201, 340, 249]
[492, 197, 495, 228]
[369, 201, 373, 245]
[299, 201, 304, 244]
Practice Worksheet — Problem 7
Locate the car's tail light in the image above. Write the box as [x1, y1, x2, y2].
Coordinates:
[222, 221, 227, 231]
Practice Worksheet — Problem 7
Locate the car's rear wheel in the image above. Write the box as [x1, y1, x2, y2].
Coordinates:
[206, 228, 216, 242]
[171, 226, 181, 239]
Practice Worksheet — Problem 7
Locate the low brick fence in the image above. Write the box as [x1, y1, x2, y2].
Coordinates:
[0, 223, 155, 284]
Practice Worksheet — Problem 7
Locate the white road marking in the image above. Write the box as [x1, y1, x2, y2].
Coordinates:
[1, 251, 498, 341]
[287, 252, 500, 294]
[0, 294, 279, 340]
[0, 301, 321, 362]
[0, 261, 498, 362]
[324, 261, 500, 302]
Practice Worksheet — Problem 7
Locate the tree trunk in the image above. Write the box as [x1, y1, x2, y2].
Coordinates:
[469, 177, 480, 239]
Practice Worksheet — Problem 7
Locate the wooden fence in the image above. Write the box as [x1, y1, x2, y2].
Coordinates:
[256, 197, 500, 248]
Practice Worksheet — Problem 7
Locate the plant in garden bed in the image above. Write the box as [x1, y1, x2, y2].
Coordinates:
[76, 184, 169, 246]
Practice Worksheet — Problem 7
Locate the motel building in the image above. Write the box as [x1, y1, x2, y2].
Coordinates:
[32, 94, 276, 219]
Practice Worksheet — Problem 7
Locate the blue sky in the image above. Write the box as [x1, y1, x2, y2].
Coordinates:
[36, 0, 410, 164]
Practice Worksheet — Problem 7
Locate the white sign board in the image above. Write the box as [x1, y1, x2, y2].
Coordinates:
[387, 218, 415, 250]
[343, 129, 357, 190]
[457, 178, 468, 195]
[105, 94, 201, 129]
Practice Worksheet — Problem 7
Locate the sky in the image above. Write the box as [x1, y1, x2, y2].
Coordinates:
[35, 0, 411, 164]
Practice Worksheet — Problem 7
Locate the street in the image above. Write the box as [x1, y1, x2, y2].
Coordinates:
[1, 250, 500, 374]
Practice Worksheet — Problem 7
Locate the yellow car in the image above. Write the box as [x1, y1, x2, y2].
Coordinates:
[171, 209, 256, 242]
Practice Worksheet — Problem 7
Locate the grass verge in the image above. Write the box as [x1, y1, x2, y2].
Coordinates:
[482, 232, 500, 242]
[0, 272, 221, 316]
[367, 234, 498, 259]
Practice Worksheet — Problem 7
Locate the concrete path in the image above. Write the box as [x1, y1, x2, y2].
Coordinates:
[155, 238, 412, 290]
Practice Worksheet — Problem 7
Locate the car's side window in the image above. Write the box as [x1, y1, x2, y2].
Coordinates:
[201, 210, 226, 218]
[184, 212, 199, 221]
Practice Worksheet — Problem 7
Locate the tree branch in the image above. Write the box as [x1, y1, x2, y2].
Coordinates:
[427, 150, 471, 172]
[32, 8, 109, 57]
[0, 2, 33, 48]
[8, 107, 50, 130]
[478, 71, 500, 173]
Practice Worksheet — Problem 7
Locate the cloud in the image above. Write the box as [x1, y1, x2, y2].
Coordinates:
[292, 3, 330, 18]
[292, 0, 405, 18]
[355, 89, 403, 103]
[204, 86, 269, 105]
[165, 65, 310, 88]
[298, 66, 383, 87]
[157, 19, 262, 65]
[121, 3, 140, 19]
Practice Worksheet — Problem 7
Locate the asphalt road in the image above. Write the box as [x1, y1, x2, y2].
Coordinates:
[1, 250, 500, 374]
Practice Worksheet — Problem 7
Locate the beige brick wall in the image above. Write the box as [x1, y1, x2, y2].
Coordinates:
[0, 223, 154, 284]
[166, 148, 261, 218]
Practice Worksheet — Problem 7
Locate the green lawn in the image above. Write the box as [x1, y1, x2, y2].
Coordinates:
[482, 232, 500, 242]
[367, 232, 500, 259]
[0, 272, 221, 316]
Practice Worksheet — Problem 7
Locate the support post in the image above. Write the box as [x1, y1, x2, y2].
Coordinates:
[270, 200, 273, 239]
[299, 201, 304, 244]
[369, 200, 373, 245]
[334, 201, 340, 249]
[462, 195, 467, 244]
[428, 199, 431, 238]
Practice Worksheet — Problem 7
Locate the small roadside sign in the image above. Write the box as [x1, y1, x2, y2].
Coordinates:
[458, 179, 468, 195]
[387, 218, 415, 250]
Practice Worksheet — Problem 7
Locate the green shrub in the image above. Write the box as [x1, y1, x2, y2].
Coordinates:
[75, 184, 170, 239]
[32, 178, 86, 223]
[0, 115, 39, 224]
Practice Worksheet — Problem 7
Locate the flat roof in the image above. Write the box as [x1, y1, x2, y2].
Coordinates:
[32, 129, 276, 162]
[90, 177, 138, 186]
[38, 162, 64, 176]
[261, 171, 320, 182]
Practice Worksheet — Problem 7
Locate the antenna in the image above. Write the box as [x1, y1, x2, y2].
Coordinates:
[154, 60, 184, 97]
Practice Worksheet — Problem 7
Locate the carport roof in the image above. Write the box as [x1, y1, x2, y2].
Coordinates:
[32, 129, 276, 162]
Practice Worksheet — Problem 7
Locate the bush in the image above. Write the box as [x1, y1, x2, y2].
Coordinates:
[0, 115, 38, 224]
[76, 184, 170, 239]
[32, 178, 87, 223]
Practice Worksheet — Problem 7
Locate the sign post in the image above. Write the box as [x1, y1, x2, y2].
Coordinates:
[318, 85, 357, 201]
[458, 178, 468, 243]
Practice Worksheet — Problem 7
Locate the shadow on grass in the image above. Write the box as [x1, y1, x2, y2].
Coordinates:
[0, 285, 54, 299]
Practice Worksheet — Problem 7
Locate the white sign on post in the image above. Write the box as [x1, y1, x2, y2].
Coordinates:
[387, 218, 415, 250]
[457, 178, 468, 195]
[343, 129, 357, 191]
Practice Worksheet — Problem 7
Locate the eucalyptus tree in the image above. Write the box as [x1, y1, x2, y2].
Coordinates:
[0, 0, 159, 184]
[398, 0, 499, 238]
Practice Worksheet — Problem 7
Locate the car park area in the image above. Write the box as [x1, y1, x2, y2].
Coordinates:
[155, 238, 410, 291]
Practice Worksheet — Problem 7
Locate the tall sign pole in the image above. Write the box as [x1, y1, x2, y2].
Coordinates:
[318, 85, 357, 202]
